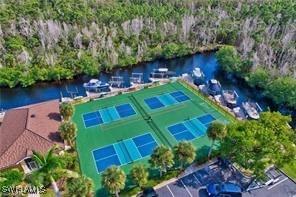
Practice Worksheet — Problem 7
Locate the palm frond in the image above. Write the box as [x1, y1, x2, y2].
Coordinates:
[32, 150, 45, 166]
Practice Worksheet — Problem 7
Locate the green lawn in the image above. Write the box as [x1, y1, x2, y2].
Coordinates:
[72, 81, 230, 196]
[282, 161, 296, 181]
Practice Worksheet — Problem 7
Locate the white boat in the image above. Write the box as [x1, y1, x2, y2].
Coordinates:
[242, 101, 262, 120]
[150, 68, 175, 79]
[208, 79, 222, 96]
[83, 79, 110, 91]
[192, 67, 205, 85]
[222, 90, 238, 108]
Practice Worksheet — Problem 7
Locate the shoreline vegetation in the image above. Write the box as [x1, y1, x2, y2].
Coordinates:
[216, 46, 296, 111]
[0, 1, 295, 88]
[0, 45, 219, 88]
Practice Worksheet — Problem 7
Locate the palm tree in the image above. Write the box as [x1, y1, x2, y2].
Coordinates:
[130, 165, 148, 188]
[207, 121, 227, 160]
[58, 121, 77, 147]
[173, 141, 196, 169]
[32, 147, 62, 197]
[59, 103, 74, 121]
[149, 145, 174, 177]
[101, 166, 126, 197]
[66, 176, 94, 197]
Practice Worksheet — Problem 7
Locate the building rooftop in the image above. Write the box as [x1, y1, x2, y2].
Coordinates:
[0, 100, 63, 169]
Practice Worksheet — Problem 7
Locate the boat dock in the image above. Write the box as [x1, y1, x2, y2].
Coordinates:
[61, 70, 262, 121]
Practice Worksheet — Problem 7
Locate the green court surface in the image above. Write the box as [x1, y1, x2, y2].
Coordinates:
[72, 81, 230, 195]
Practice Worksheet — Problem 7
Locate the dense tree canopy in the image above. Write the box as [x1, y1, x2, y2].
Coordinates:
[246, 68, 270, 89]
[265, 77, 296, 108]
[220, 112, 296, 179]
[217, 46, 296, 110]
[0, 0, 295, 87]
[216, 46, 242, 74]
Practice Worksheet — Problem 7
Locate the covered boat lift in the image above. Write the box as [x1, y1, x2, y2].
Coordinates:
[109, 76, 124, 88]
[130, 73, 144, 84]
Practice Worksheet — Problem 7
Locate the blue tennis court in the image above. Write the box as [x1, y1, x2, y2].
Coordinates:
[83, 112, 103, 128]
[158, 94, 177, 106]
[145, 90, 190, 110]
[133, 133, 158, 157]
[93, 145, 121, 173]
[184, 118, 206, 137]
[92, 132, 158, 173]
[83, 103, 136, 128]
[144, 97, 164, 109]
[167, 115, 212, 142]
[170, 91, 190, 102]
[168, 123, 195, 141]
[116, 103, 136, 118]
[197, 114, 215, 124]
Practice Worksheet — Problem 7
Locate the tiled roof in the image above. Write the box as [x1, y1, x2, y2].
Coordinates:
[0, 100, 63, 169]
[0, 109, 28, 157]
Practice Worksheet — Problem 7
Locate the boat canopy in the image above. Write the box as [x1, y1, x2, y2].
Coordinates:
[193, 68, 202, 77]
[210, 79, 218, 84]
[89, 79, 99, 83]
[130, 73, 143, 84]
[154, 68, 168, 72]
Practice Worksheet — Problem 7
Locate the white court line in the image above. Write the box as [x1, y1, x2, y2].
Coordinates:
[171, 128, 189, 136]
[95, 153, 117, 162]
[192, 173, 202, 185]
[267, 178, 288, 190]
[136, 140, 155, 148]
[180, 179, 193, 197]
[166, 185, 175, 197]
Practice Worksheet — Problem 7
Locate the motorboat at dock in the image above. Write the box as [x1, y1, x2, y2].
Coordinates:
[83, 79, 110, 92]
[207, 79, 222, 96]
[192, 67, 205, 85]
[222, 90, 239, 108]
[242, 101, 262, 120]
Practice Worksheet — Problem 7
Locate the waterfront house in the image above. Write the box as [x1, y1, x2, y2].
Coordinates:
[0, 100, 64, 173]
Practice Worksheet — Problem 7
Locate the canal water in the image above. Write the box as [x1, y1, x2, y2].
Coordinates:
[0, 52, 269, 110]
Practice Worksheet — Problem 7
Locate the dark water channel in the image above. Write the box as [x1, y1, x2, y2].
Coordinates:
[0, 52, 275, 111]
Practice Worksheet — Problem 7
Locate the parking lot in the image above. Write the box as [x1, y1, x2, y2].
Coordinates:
[156, 160, 296, 197]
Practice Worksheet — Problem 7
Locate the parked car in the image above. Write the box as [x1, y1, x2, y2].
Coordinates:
[139, 187, 158, 197]
[206, 182, 242, 197]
